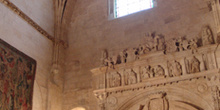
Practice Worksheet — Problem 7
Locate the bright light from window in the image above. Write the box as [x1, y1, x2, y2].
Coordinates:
[115, 0, 154, 18]
[72, 107, 86, 110]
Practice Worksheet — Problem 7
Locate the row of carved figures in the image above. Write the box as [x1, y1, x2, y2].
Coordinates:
[108, 56, 207, 88]
[101, 26, 215, 68]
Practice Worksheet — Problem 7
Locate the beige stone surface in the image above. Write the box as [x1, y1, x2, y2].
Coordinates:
[62, 0, 219, 110]
[9, 0, 54, 35]
[2, 0, 220, 109]
[0, 2, 53, 110]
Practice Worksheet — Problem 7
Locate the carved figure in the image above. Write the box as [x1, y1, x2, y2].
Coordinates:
[177, 37, 189, 51]
[121, 49, 128, 63]
[190, 56, 200, 73]
[202, 26, 214, 45]
[110, 72, 121, 87]
[126, 49, 137, 62]
[140, 93, 169, 110]
[182, 39, 189, 50]
[144, 32, 154, 50]
[141, 66, 153, 81]
[125, 69, 137, 85]
[105, 57, 114, 69]
[189, 39, 198, 54]
[153, 35, 165, 51]
[167, 60, 182, 77]
[165, 38, 177, 53]
[153, 65, 165, 77]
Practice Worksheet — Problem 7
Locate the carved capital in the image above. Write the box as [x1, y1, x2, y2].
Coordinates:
[95, 92, 108, 110]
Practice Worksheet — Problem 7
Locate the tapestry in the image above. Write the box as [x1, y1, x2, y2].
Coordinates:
[0, 39, 36, 110]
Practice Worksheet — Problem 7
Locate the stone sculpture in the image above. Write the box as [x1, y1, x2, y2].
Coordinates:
[189, 39, 198, 54]
[177, 37, 189, 51]
[106, 57, 115, 69]
[125, 69, 137, 85]
[100, 27, 215, 67]
[167, 60, 182, 77]
[165, 38, 177, 53]
[202, 26, 214, 45]
[141, 66, 154, 81]
[190, 56, 201, 73]
[153, 34, 166, 51]
[109, 72, 121, 88]
[139, 92, 169, 110]
[121, 49, 128, 63]
[94, 26, 220, 110]
[153, 65, 165, 77]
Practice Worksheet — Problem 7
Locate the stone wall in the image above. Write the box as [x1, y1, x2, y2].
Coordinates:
[9, 0, 54, 35]
[0, 0, 54, 110]
[63, 0, 217, 110]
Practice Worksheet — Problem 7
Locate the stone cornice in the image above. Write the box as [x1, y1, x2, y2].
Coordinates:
[0, 0, 68, 47]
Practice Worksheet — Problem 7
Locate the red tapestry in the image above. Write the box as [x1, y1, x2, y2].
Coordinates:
[0, 39, 36, 110]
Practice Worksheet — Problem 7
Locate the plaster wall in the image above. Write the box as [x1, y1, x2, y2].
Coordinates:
[10, 0, 54, 35]
[63, 0, 217, 110]
[0, 1, 54, 110]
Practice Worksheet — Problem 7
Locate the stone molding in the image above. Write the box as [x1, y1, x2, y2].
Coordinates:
[0, 0, 68, 47]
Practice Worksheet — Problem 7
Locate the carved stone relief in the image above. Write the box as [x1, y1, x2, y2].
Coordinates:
[212, 86, 220, 110]
[153, 34, 166, 51]
[139, 65, 166, 82]
[177, 37, 189, 52]
[184, 56, 202, 74]
[124, 69, 137, 85]
[93, 25, 220, 110]
[140, 66, 153, 81]
[107, 96, 118, 107]
[139, 92, 169, 110]
[101, 26, 215, 68]
[201, 26, 214, 46]
[190, 56, 201, 73]
[95, 92, 108, 110]
[153, 65, 165, 77]
[189, 39, 198, 54]
[166, 38, 178, 53]
[109, 72, 121, 88]
[167, 60, 182, 77]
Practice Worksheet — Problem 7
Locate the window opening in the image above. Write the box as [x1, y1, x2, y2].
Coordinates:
[114, 0, 154, 18]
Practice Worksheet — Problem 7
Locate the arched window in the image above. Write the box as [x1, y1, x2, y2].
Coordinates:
[72, 107, 86, 110]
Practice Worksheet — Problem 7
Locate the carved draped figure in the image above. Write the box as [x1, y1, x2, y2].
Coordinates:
[140, 93, 169, 110]
[190, 57, 200, 73]
[202, 27, 214, 45]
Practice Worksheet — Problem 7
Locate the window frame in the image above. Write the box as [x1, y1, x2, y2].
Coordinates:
[108, 0, 157, 20]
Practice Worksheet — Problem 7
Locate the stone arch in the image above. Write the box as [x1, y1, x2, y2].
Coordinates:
[116, 87, 213, 110]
